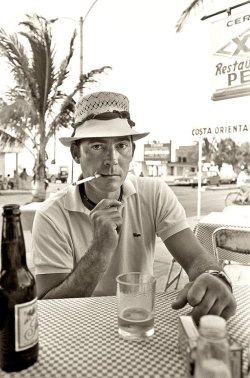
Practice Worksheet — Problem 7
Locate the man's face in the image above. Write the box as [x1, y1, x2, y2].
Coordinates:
[74, 136, 134, 193]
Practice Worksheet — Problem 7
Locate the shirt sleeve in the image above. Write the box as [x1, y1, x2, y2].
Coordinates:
[32, 210, 74, 275]
[154, 180, 189, 241]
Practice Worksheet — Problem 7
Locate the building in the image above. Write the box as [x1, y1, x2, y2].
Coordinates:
[167, 144, 198, 177]
[0, 143, 23, 189]
[144, 141, 172, 177]
[142, 141, 198, 179]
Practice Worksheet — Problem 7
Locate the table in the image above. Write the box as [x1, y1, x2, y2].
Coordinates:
[2, 287, 249, 378]
[194, 211, 250, 256]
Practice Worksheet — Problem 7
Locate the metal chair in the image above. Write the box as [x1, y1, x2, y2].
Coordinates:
[212, 226, 250, 266]
[164, 258, 182, 291]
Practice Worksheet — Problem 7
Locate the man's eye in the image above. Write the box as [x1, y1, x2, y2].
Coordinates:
[117, 143, 128, 149]
[91, 144, 102, 150]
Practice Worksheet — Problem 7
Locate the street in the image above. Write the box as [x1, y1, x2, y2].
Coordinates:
[0, 183, 235, 221]
[171, 184, 236, 218]
[0, 183, 236, 217]
[0, 183, 66, 208]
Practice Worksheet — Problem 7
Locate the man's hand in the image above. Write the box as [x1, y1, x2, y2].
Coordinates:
[90, 199, 123, 252]
[171, 273, 237, 324]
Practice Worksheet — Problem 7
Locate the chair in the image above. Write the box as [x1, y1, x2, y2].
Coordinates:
[212, 226, 250, 266]
[164, 258, 182, 291]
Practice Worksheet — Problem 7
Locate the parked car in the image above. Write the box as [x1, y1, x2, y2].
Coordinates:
[219, 172, 237, 184]
[47, 165, 69, 183]
[173, 176, 194, 186]
[190, 171, 220, 187]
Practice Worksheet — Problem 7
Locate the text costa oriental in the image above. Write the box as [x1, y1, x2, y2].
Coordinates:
[192, 124, 250, 136]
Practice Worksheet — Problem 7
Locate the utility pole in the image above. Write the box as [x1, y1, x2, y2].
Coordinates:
[79, 16, 83, 95]
[79, 0, 99, 95]
[71, 1, 99, 181]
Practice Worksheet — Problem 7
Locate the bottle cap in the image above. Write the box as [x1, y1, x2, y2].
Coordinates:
[2, 204, 20, 216]
[199, 315, 227, 337]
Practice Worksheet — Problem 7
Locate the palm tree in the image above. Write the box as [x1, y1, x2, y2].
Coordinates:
[176, 0, 203, 32]
[202, 137, 217, 163]
[0, 14, 111, 201]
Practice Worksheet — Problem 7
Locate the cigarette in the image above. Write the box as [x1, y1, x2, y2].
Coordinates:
[72, 173, 101, 186]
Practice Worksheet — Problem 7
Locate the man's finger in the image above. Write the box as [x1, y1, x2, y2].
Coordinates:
[187, 276, 207, 307]
[189, 295, 217, 324]
[171, 283, 191, 310]
[220, 305, 235, 320]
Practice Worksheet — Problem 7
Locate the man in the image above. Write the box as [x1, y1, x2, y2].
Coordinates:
[237, 166, 250, 204]
[33, 91, 236, 323]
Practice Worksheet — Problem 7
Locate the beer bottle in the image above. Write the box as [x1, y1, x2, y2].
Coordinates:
[0, 204, 38, 372]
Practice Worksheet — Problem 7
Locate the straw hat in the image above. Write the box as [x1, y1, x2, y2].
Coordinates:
[59, 91, 149, 146]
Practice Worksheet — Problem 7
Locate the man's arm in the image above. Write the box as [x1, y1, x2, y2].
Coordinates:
[36, 199, 123, 299]
[36, 245, 112, 299]
[164, 228, 237, 323]
[164, 228, 221, 279]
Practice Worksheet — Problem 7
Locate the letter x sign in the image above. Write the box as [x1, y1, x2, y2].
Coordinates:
[216, 28, 250, 56]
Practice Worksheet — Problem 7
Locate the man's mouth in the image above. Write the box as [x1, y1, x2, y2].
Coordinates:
[100, 173, 120, 177]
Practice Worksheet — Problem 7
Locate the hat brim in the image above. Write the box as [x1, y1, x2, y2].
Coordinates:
[59, 118, 149, 147]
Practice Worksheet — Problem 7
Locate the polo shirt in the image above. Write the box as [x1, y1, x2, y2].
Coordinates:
[32, 173, 189, 296]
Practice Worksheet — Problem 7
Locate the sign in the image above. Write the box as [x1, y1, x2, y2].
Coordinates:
[144, 142, 171, 162]
[191, 122, 250, 137]
[211, 10, 250, 101]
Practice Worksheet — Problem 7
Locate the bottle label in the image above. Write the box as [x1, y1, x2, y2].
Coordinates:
[15, 298, 39, 351]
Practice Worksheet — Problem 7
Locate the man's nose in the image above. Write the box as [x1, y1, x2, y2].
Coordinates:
[104, 147, 118, 166]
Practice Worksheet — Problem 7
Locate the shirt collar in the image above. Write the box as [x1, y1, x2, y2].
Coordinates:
[64, 172, 136, 213]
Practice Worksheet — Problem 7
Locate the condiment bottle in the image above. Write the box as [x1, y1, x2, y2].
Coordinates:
[194, 315, 232, 378]
[0, 204, 39, 372]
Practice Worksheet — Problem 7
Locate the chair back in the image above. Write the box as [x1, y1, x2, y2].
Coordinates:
[212, 226, 250, 265]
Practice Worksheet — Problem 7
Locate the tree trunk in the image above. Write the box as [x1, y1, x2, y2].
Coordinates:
[31, 135, 47, 202]
[31, 179, 46, 202]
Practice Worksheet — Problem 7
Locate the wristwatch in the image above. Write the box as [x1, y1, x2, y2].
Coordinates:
[204, 270, 233, 292]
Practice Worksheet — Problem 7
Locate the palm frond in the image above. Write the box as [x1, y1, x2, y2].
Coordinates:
[80, 65, 112, 89]
[176, 0, 204, 32]
[0, 29, 39, 108]
[0, 128, 20, 147]
[46, 29, 76, 118]
[0, 127, 35, 156]
[54, 29, 76, 90]
[20, 15, 56, 116]
[0, 98, 38, 145]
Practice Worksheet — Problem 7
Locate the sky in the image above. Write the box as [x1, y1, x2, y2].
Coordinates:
[0, 0, 250, 171]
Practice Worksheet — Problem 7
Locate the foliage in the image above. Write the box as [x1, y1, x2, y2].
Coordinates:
[202, 137, 250, 171]
[202, 137, 217, 163]
[176, 0, 203, 32]
[0, 14, 111, 200]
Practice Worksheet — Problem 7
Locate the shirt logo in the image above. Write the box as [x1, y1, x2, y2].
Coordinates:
[133, 233, 141, 237]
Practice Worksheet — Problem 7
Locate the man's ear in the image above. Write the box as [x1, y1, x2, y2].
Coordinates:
[70, 143, 80, 164]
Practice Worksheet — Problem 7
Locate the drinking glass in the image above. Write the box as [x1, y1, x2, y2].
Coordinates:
[116, 272, 156, 340]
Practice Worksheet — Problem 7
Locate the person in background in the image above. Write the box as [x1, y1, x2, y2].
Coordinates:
[6, 174, 13, 189]
[19, 168, 28, 190]
[19, 168, 28, 180]
[32, 91, 236, 324]
[236, 165, 250, 203]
